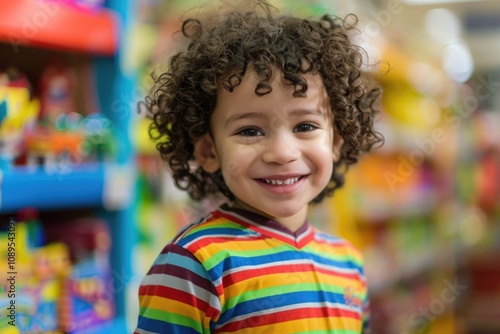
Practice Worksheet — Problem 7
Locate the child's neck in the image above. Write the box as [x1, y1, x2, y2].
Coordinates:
[231, 200, 308, 233]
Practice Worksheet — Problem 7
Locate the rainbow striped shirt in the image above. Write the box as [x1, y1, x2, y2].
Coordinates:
[135, 204, 369, 334]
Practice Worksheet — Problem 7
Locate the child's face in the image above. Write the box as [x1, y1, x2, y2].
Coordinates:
[195, 69, 341, 226]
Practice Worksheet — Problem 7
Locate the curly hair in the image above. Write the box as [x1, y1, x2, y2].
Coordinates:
[146, 1, 384, 203]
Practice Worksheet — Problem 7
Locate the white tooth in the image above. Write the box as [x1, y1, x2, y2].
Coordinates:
[263, 177, 301, 185]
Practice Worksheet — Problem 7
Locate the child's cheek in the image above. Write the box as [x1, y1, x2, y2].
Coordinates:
[221, 160, 243, 186]
[217, 143, 247, 183]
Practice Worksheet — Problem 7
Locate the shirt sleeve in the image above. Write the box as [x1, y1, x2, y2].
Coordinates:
[347, 243, 370, 334]
[359, 256, 370, 334]
[134, 244, 221, 334]
[362, 292, 371, 334]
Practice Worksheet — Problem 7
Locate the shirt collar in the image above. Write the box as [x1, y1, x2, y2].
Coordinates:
[214, 203, 315, 249]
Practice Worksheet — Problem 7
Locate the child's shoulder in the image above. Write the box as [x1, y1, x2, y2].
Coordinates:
[169, 208, 255, 248]
[312, 229, 365, 267]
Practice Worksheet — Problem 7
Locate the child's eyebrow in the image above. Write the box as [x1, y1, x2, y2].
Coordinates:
[224, 111, 267, 128]
[224, 109, 326, 128]
[289, 108, 327, 118]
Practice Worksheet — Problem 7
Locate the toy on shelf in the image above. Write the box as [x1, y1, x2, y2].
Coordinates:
[0, 68, 32, 90]
[24, 127, 85, 172]
[25, 242, 71, 332]
[33, 59, 116, 167]
[0, 211, 68, 333]
[0, 213, 115, 333]
[20, 60, 82, 171]
[44, 218, 115, 333]
[0, 69, 40, 170]
[79, 113, 116, 162]
[23, 113, 116, 171]
[39, 60, 78, 127]
[0, 61, 118, 170]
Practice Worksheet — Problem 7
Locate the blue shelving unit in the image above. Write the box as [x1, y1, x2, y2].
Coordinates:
[0, 163, 105, 212]
[102, 0, 138, 331]
[0, 0, 138, 332]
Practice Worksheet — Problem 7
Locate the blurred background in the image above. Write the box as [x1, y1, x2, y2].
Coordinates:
[0, 0, 499, 333]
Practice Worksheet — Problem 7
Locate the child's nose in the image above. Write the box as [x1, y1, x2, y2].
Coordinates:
[262, 134, 300, 165]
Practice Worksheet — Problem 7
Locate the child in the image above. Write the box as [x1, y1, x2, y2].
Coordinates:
[135, 1, 383, 333]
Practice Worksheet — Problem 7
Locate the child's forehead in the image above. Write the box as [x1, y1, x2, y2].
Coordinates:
[214, 67, 332, 121]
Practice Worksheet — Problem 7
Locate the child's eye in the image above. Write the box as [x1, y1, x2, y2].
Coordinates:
[236, 128, 263, 137]
[294, 123, 317, 133]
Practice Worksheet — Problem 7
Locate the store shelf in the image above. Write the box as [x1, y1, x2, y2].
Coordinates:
[355, 187, 438, 222]
[0, 0, 118, 55]
[367, 244, 465, 294]
[0, 162, 133, 213]
[0, 0, 137, 331]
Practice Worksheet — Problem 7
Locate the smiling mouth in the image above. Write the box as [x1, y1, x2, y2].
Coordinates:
[258, 176, 304, 185]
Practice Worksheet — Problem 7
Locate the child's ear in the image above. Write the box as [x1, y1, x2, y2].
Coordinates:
[332, 130, 344, 162]
[193, 133, 220, 173]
